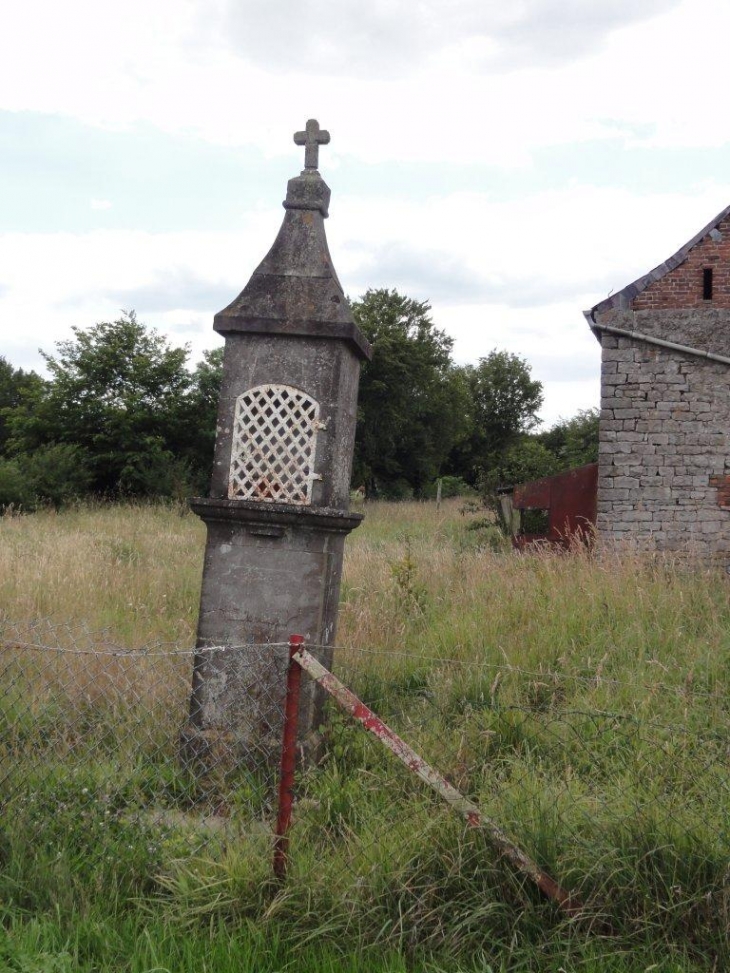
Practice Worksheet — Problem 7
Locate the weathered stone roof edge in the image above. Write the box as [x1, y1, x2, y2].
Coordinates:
[583, 202, 730, 331]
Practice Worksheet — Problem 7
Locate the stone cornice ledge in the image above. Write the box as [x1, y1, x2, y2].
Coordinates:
[190, 497, 364, 534]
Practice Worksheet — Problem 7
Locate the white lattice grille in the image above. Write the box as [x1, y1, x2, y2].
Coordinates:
[228, 384, 321, 505]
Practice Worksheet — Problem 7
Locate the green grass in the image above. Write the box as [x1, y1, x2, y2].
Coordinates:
[0, 915, 437, 973]
[0, 913, 712, 972]
[2, 499, 730, 970]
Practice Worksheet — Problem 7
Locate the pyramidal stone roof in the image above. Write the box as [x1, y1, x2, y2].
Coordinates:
[214, 119, 371, 361]
[584, 202, 730, 328]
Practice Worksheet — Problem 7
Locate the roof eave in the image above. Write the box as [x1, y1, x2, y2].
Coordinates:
[586, 202, 730, 322]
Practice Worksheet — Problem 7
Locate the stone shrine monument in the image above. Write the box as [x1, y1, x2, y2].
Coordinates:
[184, 120, 371, 763]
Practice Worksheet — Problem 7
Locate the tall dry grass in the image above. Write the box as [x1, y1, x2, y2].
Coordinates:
[338, 500, 730, 724]
[0, 501, 205, 645]
[2, 497, 730, 709]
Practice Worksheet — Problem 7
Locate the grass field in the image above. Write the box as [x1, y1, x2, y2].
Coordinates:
[2, 499, 730, 972]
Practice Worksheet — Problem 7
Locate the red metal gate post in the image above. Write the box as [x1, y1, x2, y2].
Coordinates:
[273, 634, 305, 880]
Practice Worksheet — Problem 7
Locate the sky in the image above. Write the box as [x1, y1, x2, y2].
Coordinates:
[2, 0, 730, 427]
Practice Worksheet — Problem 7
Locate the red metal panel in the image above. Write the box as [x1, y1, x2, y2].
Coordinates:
[547, 463, 598, 542]
[513, 479, 551, 510]
[511, 463, 598, 548]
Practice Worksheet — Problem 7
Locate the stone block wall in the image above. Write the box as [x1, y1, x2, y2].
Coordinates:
[597, 314, 730, 564]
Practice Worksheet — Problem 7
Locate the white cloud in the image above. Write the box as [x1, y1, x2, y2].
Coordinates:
[334, 183, 730, 312]
[2, 180, 728, 423]
[0, 215, 277, 369]
[0, 0, 728, 168]
[1, 0, 730, 430]
[107, 267, 234, 312]
[206, 0, 680, 76]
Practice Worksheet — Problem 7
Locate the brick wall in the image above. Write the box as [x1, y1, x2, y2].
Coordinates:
[632, 217, 730, 310]
[597, 316, 730, 565]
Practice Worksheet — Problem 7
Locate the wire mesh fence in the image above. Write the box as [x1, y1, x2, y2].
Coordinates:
[2, 618, 730, 956]
[0, 620, 290, 877]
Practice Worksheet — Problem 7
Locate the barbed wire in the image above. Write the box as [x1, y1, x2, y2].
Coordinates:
[2, 632, 727, 720]
[2, 627, 722, 688]
[0, 638, 290, 658]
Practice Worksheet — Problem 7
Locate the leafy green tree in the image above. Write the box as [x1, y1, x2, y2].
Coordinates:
[0, 444, 92, 511]
[492, 437, 560, 486]
[450, 351, 544, 482]
[7, 312, 197, 497]
[0, 356, 44, 455]
[351, 289, 469, 496]
[537, 408, 599, 469]
[183, 346, 224, 489]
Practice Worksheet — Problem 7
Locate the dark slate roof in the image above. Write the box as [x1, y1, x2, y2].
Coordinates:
[584, 202, 730, 329]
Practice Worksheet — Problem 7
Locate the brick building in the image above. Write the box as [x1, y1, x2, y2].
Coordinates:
[585, 204, 730, 566]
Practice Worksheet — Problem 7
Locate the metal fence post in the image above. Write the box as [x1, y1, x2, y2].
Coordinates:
[273, 633, 305, 880]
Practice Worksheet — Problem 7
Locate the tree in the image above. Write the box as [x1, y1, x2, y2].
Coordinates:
[537, 408, 599, 469]
[0, 444, 93, 511]
[183, 346, 224, 489]
[0, 356, 44, 455]
[7, 312, 198, 497]
[450, 350, 544, 482]
[351, 289, 469, 496]
[492, 437, 561, 486]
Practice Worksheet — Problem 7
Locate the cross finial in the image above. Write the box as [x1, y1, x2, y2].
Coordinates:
[294, 119, 330, 170]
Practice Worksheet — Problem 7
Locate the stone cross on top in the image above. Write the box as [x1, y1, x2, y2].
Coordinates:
[294, 118, 330, 170]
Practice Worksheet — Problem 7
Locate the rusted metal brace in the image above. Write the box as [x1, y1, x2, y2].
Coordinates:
[293, 645, 584, 918]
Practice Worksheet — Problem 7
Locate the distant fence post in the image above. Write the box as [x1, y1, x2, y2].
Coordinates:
[273, 634, 305, 880]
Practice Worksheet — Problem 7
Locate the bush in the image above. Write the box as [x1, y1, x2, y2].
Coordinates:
[0, 445, 93, 512]
[19, 444, 93, 508]
[423, 475, 475, 499]
[376, 478, 414, 501]
[0, 458, 35, 511]
[118, 441, 193, 500]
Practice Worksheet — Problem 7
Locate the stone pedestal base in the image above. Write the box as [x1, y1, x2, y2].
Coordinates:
[185, 498, 362, 769]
